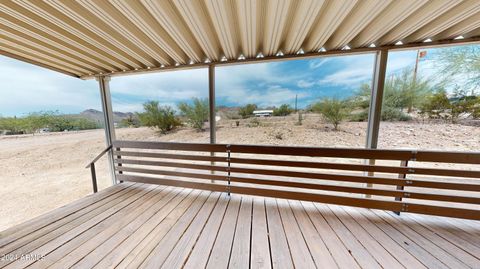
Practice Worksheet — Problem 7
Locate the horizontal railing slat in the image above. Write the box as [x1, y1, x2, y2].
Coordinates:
[230, 158, 480, 178]
[115, 166, 480, 204]
[115, 159, 480, 192]
[111, 140, 480, 220]
[113, 140, 226, 152]
[113, 150, 480, 178]
[113, 151, 225, 162]
[117, 174, 480, 220]
[113, 140, 480, 163]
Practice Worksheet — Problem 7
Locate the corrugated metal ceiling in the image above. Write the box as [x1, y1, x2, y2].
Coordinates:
[0, 0, 479, 79]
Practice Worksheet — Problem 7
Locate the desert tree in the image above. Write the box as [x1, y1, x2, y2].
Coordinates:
[238, 104, 257, 119]
[435, 45, 480, 92]
[273, 104, 293, 116]
[311, 98, 351, 130]
[137, 101, 181, 134]
[177, 97, 209, 131]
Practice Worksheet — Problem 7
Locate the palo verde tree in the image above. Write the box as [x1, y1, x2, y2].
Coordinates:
[311, 98, 351, 130]
[137, 101, 181, 134]
[238, 104, 257, 119]
[177, 97, 209, 131]
[435, 45, 480, 91]
[273, 104, 293, 116]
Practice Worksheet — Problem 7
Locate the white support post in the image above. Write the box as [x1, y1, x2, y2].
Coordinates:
[208, 65, 216, 179]
[365, 49, 388, 197]
[209, 64, 216, 144]
[97, 76, 117, 185]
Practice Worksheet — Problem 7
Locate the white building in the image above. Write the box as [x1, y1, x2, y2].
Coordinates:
[253, 110, 273, 117]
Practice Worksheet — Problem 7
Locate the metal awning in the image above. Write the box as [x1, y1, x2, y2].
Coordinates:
[1, 0, 479, 79]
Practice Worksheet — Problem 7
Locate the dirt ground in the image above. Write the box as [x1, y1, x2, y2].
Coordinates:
[1, 114, 479, 231]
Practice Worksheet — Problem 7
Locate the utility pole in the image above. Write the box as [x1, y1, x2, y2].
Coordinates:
[413, 49, 420, 83]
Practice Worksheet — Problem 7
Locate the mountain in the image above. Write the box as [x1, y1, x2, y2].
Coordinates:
[80, 109, 134, 124]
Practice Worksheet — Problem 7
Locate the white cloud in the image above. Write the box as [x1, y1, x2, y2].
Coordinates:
[217, 84, 308, 108]
[309, 58, 330, 69]
[297, 80, 315, 88]
[318, 67, 373, 87]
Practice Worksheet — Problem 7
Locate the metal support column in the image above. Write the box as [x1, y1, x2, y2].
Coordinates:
[209, 64, 216, 144]
[365, 49, 388, 197]
[97, 76, 117, 185]
[208, 65, 216, 179]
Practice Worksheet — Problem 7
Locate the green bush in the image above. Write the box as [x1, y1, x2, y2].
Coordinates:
[273, 104, 293, 116]
[349, 110, 369, 122]
[119, 115, 141, 128]
[137, 101, 181, 134]
[247, 118, 260, 127]
[0, 111, 99, 134]
[381, 107, 411, 121]
[238, 104, 257, 119]
[420, 90, 450, 119]
[311, 98, 351, 130]
[0, 117, 26, 134]
[178, 98, 209, 131]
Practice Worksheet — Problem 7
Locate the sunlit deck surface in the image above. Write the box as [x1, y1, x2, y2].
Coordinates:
[1, 182, 479, 269]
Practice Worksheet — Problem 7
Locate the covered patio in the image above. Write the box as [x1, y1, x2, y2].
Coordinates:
[1, 0, 479, 268]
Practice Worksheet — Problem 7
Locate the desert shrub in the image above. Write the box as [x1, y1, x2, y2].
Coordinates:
[178, 98, 209, 131]
[223, 110, 241, 120]
[119, 115, 141, 128]
[349, 110, 369, 122]
[0, 116, 26, 134]
[247, 118, 260, 127]
[0, 111, 99, 134]
[354, 68, 433, 117]
[272, 130, 284, 140]
[137, 101, 181, 134]
[273, 104, 293, 116]
[472, 97, 480, 119]
[381, 107, 411, 121]
[239, 104, 257, 119]
[68, 117, 99, 130]
[420, 90, 450, 119]
[311, 98, 351, 130]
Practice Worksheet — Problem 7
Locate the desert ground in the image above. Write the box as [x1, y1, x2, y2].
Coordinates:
[1, 114, 479, 231]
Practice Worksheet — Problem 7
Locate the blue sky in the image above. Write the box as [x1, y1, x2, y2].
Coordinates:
[0, 46, 462, 117]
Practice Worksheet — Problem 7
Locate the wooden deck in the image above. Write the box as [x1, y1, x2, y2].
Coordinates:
[0, 182, 479, 269]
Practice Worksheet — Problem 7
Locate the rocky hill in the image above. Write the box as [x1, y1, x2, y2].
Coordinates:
[80, 109, 134, 125]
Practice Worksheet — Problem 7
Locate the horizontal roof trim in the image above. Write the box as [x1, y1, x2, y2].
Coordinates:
[80, 36, 480, 80]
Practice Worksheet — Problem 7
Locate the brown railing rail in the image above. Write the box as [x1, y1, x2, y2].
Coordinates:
[85, 145, 112, 193]
[108, 140, 480, 220]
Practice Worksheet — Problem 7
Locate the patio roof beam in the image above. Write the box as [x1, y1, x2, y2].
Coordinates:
[80, 35, 480, 80]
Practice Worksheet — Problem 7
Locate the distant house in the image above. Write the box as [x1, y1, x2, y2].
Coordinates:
[253, 110, 273, 117]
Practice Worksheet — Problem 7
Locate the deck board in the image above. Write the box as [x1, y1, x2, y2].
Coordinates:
[0, 182, 479, 269]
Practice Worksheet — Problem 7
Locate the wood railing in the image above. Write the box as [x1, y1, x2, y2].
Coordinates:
[110, 140, 480, 220]
[85, 145, 112, 193]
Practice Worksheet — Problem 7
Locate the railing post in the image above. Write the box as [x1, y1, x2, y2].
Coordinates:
[116, 147, 123, 183]
[226, 144, 231, 196]
[394, 160, 409, 215]
[90, 163, 98, 193]
[364, 49, 388, 197]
